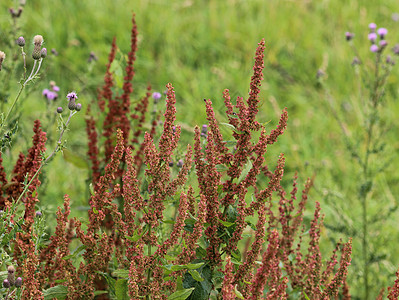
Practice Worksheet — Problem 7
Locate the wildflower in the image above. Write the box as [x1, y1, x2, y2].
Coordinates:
[3, 279, 10, 288]
[35, 211, 42, 217]
[50, 81, 60, 92]
[152, 92, 162, 104]
[0, 51, 5, 71]
[177, 159, 184, 168]
[16, 36, 25, 47]
[377, 28, 388, 39]
[368, 33, 377, 43]
[67, 92, 78, 101]
[88, 51, 98, 62]
[75, 103, 82, 111]
[201, 124, 208, 137]
[15, 277, 23, 288]
[40, 48, 47, 58]
[56, 107, 63, 113]
[369, 23, 377, 32]
[345, 32, 354, 41]
[51, 48, 58, 56]
[380, 40, 388, 49]
[370, 44, 379, 52]
[392, 44, 399, 55]
[169, 161, 174, 167]
[32, 35, 44, 60]
[7, 265, 15, 286]
[67, 92, 78, 110]
[386, 55, 395, 66]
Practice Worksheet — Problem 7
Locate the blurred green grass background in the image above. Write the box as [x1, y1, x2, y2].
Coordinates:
[2, 0, 399, 297]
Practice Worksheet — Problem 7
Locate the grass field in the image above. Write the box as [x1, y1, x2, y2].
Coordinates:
[1, 0, 399, 298]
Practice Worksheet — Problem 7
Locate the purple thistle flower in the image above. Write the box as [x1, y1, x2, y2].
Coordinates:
[152, 92, 162, 100]
[379, 40, 388, 48]
[67, 92, 78, 101]
[46, 91, 58, 101]
[345, 32, 354, 41]
[200, 124, 208, 137]
[370, 44, 379, 53]
[52, 85, 60, 92]
[369, 23, 377, 32]
[392, 44, 399, 55]
[36, 211, 42, 217]
[377, 28, 388, 39]
[177, 159, 184, 168]
[42, 89, 50, 97]
[368, 33, 377, 43]
[15, 277, 22, 288]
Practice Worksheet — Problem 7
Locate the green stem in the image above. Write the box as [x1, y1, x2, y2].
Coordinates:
[361, 51, 381, 300]
[14, 111, 75, 207]
[1, 58, 42, 137]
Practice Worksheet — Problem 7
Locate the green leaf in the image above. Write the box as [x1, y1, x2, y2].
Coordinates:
[115, 279, 129, 300]
[234, 286, 245, 299]
[163, 262, 204, 272]
[188, 270, 204, 282]
[237, 159, 253, 184]
[63, 149, 89, 169]
[218, 219, 235, 228]
[43, 285, 68, 300]
[62, 244, 87, 260]
[183, 263, 213, 300]
[125, 227, 146, 242]
[112, 269, 130, 278]
[216, 164, 228, 172]
[168, 288, 195, 300]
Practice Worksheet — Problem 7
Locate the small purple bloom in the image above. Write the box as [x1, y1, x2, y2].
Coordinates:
[67, 92, 78, 101]
[152, 92, 162, 100]
[46, 91, 58, 100]
[57, 107, 63, 113]
[345, 32, 354, 41]
[379, 40, 388, 48]
[369, 23, 377, 31]
[392, 44, 399, 55]
[52, 85, 60, 92]
[177, 159, 184, 168]
[15, 277, 23, 288]
[201, 124, 208, 137]
[36, 211, 42, 217]
[75, 103, 82, 111]
[370, 44, 379, 52]
[377, 28, 388, 38]
[368, 33, 377, 42]
[42, 89, 50, 97]
[386, 55, 395, 65]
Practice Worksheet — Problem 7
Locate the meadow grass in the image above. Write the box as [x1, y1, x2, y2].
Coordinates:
[1, 0, 399, 297]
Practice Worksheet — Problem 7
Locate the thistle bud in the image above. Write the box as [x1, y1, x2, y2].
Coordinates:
[32, 35, 44, 60]
[3, 279, 10, 288]
[36, 211, 42, 217]
[67, 92, 78, 110]
[15, 277, 23, 288]
[57, 107, 63, 114]
[0, 51, 5, 71]
[40, 48, 47, 58]
[68, 99, 76, 110]
[75, 103, 82, 111]
[7, 265, 15, 286]
[16, 36, 25, 47]
[33, 35, 44, 46]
